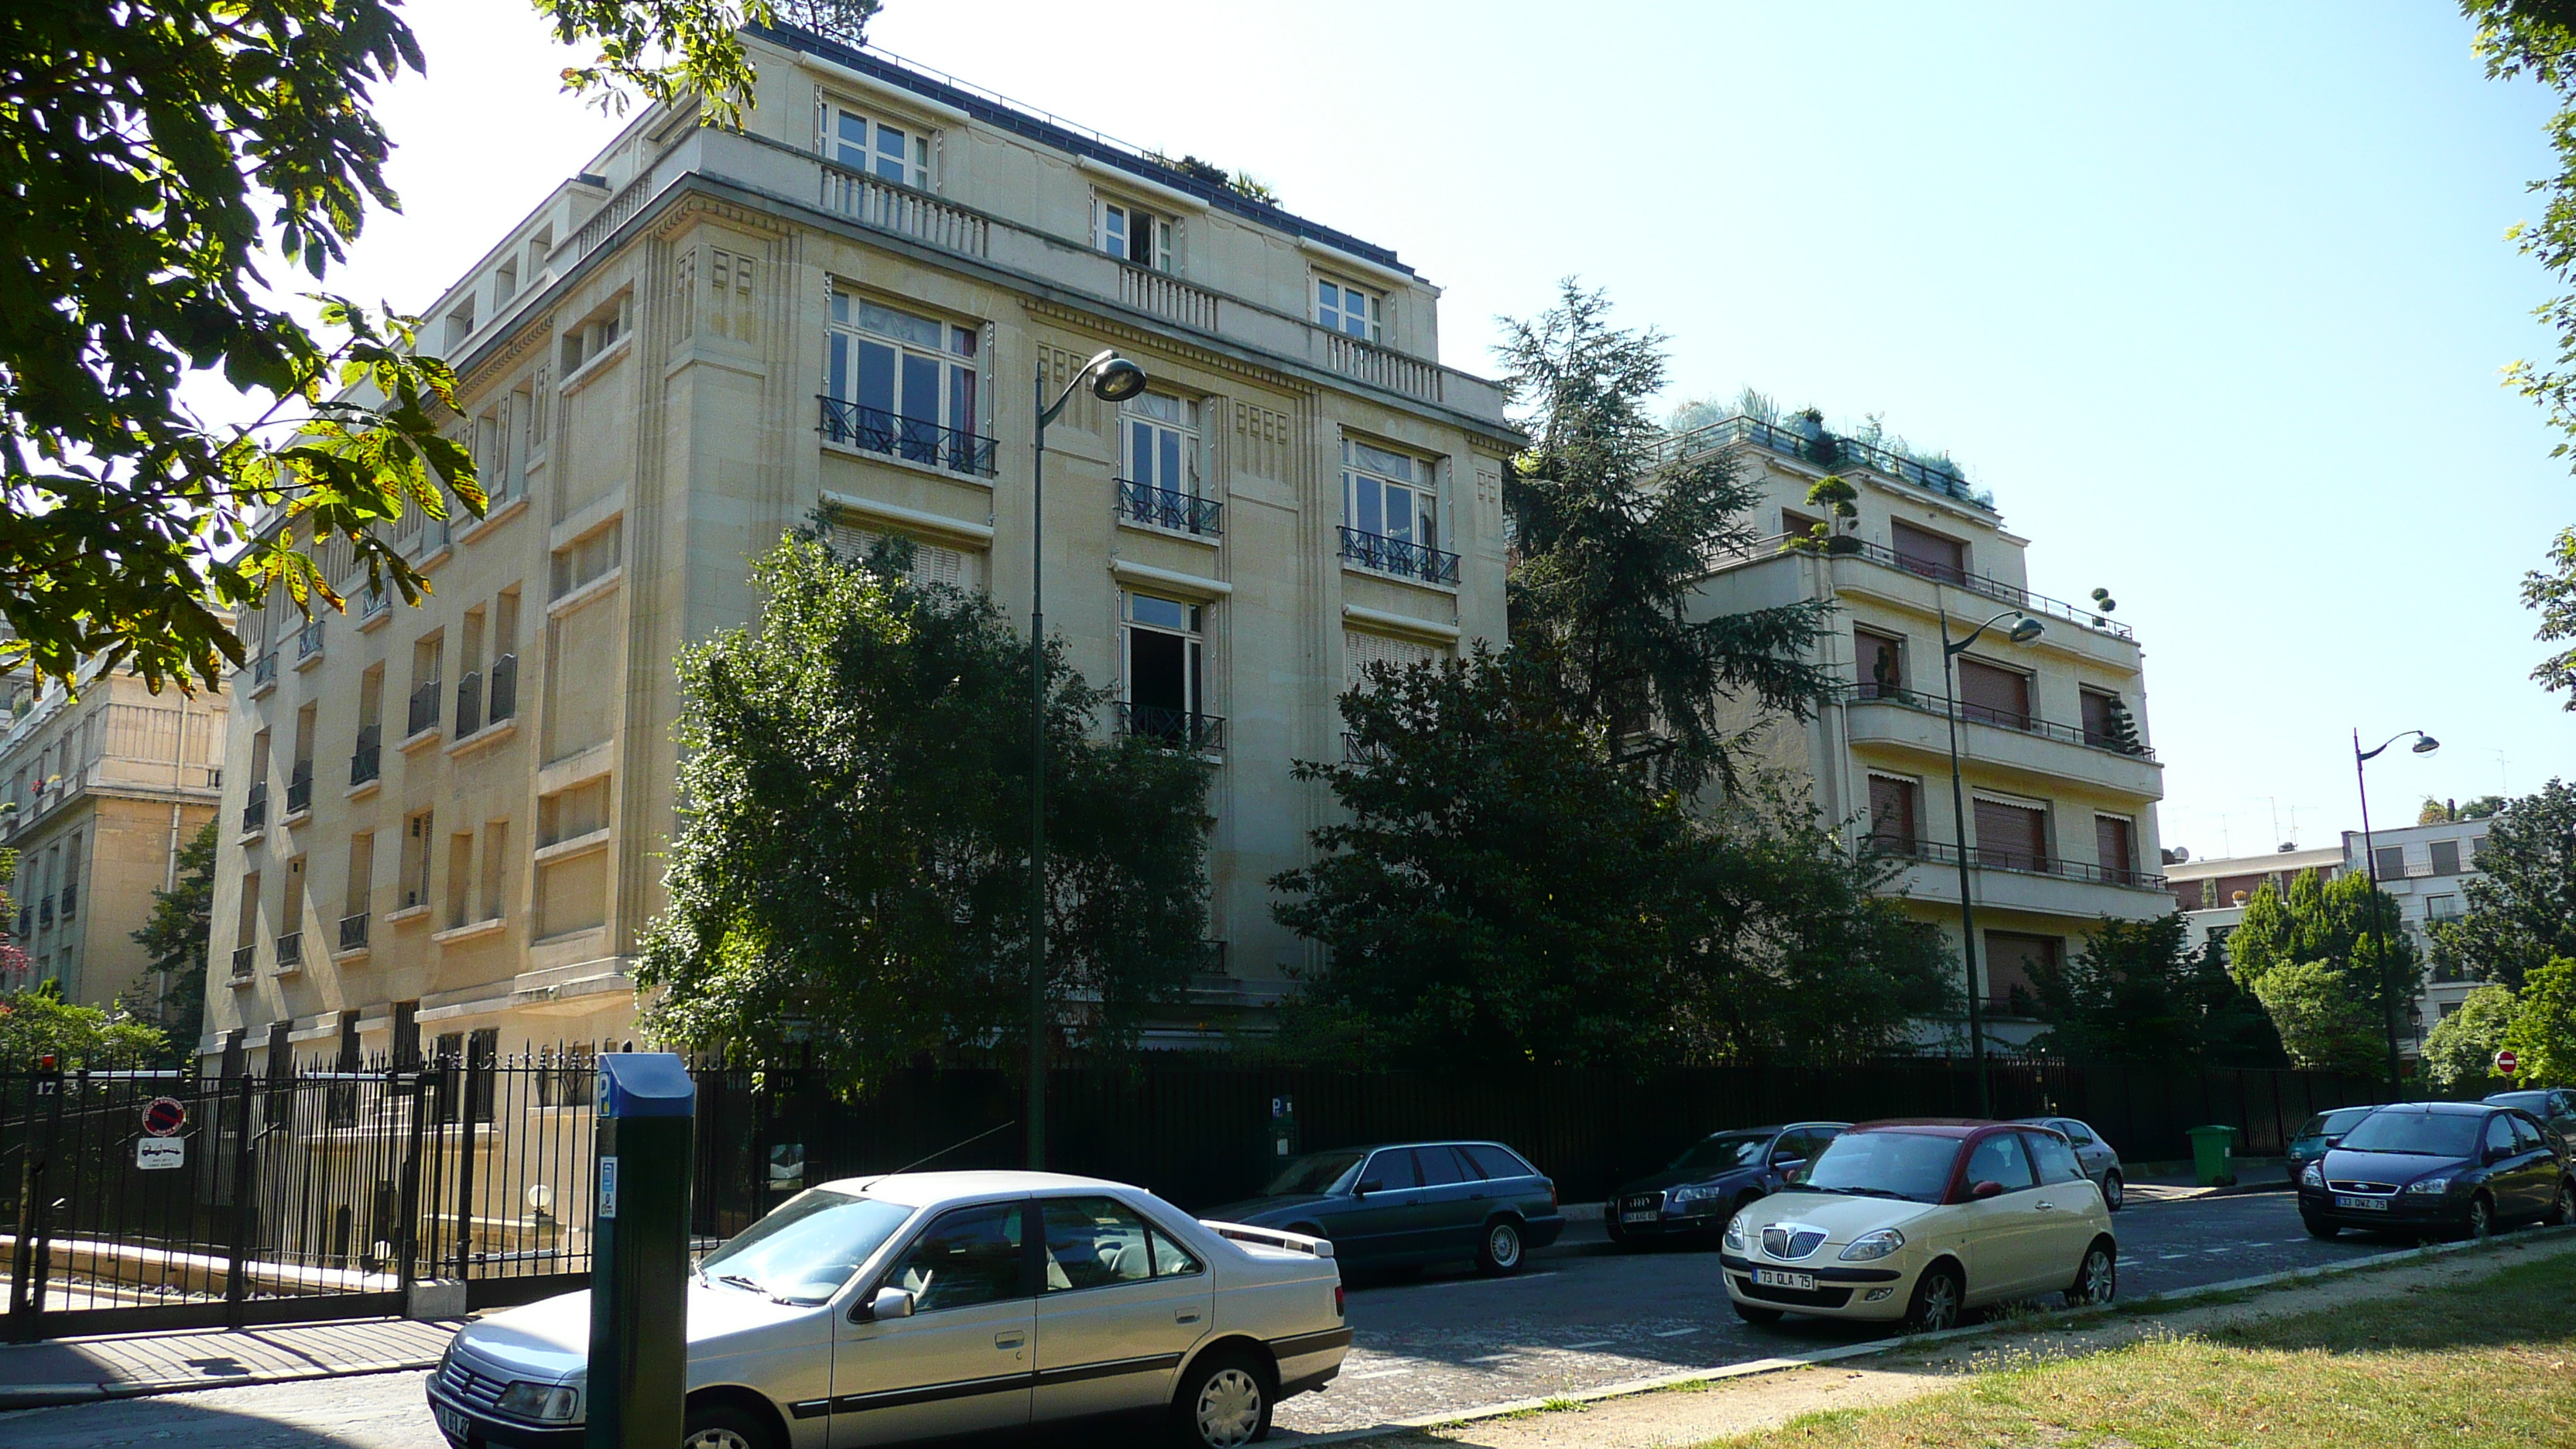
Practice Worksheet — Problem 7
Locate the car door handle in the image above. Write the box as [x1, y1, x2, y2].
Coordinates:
[2034, 1201, 2057, 1211]
[994, 1331, 1026, 1350]
[1175, 1310, 1201, 1324]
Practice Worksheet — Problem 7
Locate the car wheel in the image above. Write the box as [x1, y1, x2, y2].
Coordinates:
[1903, 1263, 1963, 1332]
[1476, 1217, 1526, 1276]
[2303, 1214, 2338, 1240]
[2063, 1242, 2117, 1307]
[1173, 1351, 1273, 1449]
[2550, 1178, 2575, 1228]
[2099, 1170, 2125, 1213]
[1731, 1297, 1784, 1325]
[682, 1403, 775, 1449]
[2465, 1193, 2496, 1242]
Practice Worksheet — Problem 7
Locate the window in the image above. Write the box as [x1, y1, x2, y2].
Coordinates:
[552, 522, 621, 599]
[345, 834, 373, 920]
[1361, 1149, 1420, 1190]
[560, 296, 628, 374]
[1955, 658, 2031, 730]
[1868, 775, 1920, 854]
[1855, 628, 1906, 697]
[1039, 1197, 1198, 1290]
[2079, 688, 2118, 747]
[2373, 845, 2407, 881]
[886, 1203, 1026, 1312]
[1119, 393, 1211, 533]
[829, 520, 978, 591]
[1983, 931, 2060, 1013]
[2512, 1115, 2545, 1152]
[2029, 1132, 2086, 1184]
[1962, 1132, 2036, 1192]
[2095, 815, 2136, 883]
[2439, 999, 2463, 1019]
[402, 810, 434, 910]
[1414, 1146, 1470, 1187]
[1343, 629, 1443, 691]
[827, 103, 929, 186]
[2430, 839, 2462, 876]
[2486, 1115, 2516, 1157]
[1974, 797, 2049, 872]
[824, 292, 985, 471]
[1098, 197, 1173, 271]
[481, 820, 509, 923]
[1316, 276, 1379, 341]
[1341, 439, 1437, 549]
[447, 832, 474, 928]
[1460, 1143, 1536, 1180]
[1890, 520, 1965, 581]
[1122, 592, 1211, 747]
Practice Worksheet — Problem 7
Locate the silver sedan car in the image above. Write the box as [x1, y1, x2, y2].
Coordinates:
[426, 1170, 1348, 1449]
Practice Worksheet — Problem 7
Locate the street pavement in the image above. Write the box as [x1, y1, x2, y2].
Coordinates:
[0, 1187, 2492, 1448]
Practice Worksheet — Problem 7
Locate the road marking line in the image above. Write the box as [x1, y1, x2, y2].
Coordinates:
[1563, 1339, 1615, 1349]
[1466, 1353, 1516, 1363]
[1651, 1327, 1701, 1338]
[1344, 1368, 1416, 1381]
[2156, 1253, 2189, 1259]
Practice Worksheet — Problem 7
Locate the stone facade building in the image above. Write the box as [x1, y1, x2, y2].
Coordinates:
[200, 26, 1516, 1066]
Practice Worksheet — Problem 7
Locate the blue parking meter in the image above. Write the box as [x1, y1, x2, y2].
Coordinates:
[587, 1053, 694, 1448]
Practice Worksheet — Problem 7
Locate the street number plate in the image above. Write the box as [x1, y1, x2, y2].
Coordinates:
[1753, 1268, 1815, 1291]
[2333, 1194, 2389, 1211]
[1621, 1211, 1657, 1224]
[433, 1403, 470, 1440]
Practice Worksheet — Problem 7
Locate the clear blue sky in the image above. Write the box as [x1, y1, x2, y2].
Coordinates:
[327, 0, 2571, 858]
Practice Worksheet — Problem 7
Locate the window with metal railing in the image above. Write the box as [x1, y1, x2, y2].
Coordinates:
[56, 883, 75, 921]
[284, 761, 313, 816]
[276, 931, 303, 969]
[456, 670, 484, 738]
[242, 782, 269, 833]
[488, 653, 519, 724]
[821, 293, 994, 476]
[1115, 478, 1222, 536]
[350, 725, 381, 786]
[252, 652, 279, 688]
[339, 913, 370, 953]
[298, 617, 326, 659]
[230, 945, 255, 980]
[1337, 526, 1460, 585]
[408, 678, 441, 737]
[1116, 702, 1226, 752]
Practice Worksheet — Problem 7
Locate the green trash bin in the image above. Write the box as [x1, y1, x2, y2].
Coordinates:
[2185, 1125, 2239, 1187]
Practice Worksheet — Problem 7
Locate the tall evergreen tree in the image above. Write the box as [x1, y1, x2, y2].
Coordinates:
[130, 820, 218, 1053]
[2020, 913, 2284, 1066]
[2225, 868, 2422, 1068]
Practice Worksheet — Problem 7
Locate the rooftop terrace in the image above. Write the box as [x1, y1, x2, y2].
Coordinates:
[1663, 412, 1998, 514]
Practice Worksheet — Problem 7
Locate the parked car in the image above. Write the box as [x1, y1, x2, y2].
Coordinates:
[1204, 1141, 1564, 1276]
[2009, 1116, 2126, 1211]
[1721, 1120, 2116, 1331]
[2485, 1088, 2576, 1146]
[1608, 1122, 1848, 1246]
[2286, 1105, 2377, 1184]
[426, 1170, 1348, 1449]
[2298, 1102, 2575, 1240]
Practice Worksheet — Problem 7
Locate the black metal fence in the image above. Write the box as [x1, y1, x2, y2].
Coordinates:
[5, 1052, 2387, 1341]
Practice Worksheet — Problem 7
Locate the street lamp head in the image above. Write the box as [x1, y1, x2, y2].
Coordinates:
[1086, 352, 1149, 402]
[2007, 616, 2044, 644]
[2412, 735, 2440, 755]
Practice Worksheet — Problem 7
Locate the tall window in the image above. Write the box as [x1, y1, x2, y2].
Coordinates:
[828, 104, 929, 185]
[1855, 628, 1906, 698]
[1869, 775, 1920, 853]
[1122, 592, 1212, 748]
[1341, 439, 1436, 550]
[825, 293, 986, 471]
[1119, 393, 1214, 534]
[1317, 277, 1379, 341]
[1100, 198, 1173, 271]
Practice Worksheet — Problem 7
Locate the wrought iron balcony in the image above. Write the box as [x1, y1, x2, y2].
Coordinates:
[276, 930, 303, 969]
[251, 652, 279, 689]
[57, 883, 75, 921]
[408, 678, 441, 737]
[1116, 478, 1222, 536]
[298, 617, 326, 658]
[1879, 836, 2166, 890]
[1338, 526, 1460, 586]
[817, 396, 999, 477]
[230, 945, 255, 980]
[242, 782, 269, 833]
[36, 896, 53, 929]
[284, 761, 313, 816]
[456, 670, 484, 738]
[1838, 683, 2156, 760]
[1117, 703, 1225, 752]
[339, 913, 370, 952]
[350, 725, 381, 786]
[1341, 732, 1392, 766]
[488, 653, 519, 724]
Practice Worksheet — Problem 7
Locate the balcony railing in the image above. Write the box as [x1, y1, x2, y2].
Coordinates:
[242, 782, 268, 834]
[1341, 732, 1392, 766]
[817, 161, 991, 258]
[1663, 413, 1993, 511]
[1337, 526, 1461, 586]
[298, 617, 326, 659]
[456, 670, 485, 738]
[488, 653, 519, 724]
[1839, 683, 2156, 761]
[275, 931, 303, 969]
[338, 913, 370, 953]
[230, 945, 255, 981]
[284, 761, 313, 816]
[1118, 265, 1220, 331]
[408, 678, 441, 737]
[1852, 540, 2135, 642]
[1116, 479, 1222, 536]
[251, 652, 278, 689]
[1117, 703, 1225, 752]
[57, 883, 75, 921]
[351, 724, 381, 786]
[1880, 836, 2167, 890]
[1321, 331, 1442, 402]
[817, 396, 999, 477]
[36, 897, 53, 929]
[362, 583, 390, 620]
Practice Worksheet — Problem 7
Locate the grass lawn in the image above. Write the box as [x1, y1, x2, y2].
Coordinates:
[1704, 1249, 2576, 1448]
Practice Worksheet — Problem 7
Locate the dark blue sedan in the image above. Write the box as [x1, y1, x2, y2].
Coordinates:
[1607, 1122, 1849, 1246]
[1205, 1140, 1564, 1276]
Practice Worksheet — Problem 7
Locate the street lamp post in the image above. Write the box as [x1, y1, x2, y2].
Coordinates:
[2353, 728, 2438, 1098]
[1937, 606, 2043, 1118]
[1025, 349, 1149, 1171]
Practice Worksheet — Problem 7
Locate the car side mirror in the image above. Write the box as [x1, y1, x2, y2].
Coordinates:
[1970, 1180, 2006, 1201]
[1354, 1179, 1382, 1197]
[856, 1286, 913, 1322]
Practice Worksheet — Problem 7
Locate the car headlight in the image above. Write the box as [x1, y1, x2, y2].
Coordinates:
[1670, 1184, 1719, 1204]
[2404, 1177, 2454, 1195]
[1838, 1228, 1904, 1262]
[495, 1379, 583, 1423]
[1723, 1213, 1748, 1251]
[2301, 1162, 2324, 1187]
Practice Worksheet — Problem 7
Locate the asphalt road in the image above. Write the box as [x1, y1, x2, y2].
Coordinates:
[0, 1187, 2496, 1449]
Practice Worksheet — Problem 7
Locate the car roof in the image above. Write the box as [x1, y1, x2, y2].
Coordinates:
[2487, 1090, 2551, 1102]
[1700, 1122, 1852, 1136]
[1331, 1140, 1524, 1154]
[2362, 1101, 2491, 1117]
[1847, 1118, 1996, 1138]
[810, 1170, 1139, 1207]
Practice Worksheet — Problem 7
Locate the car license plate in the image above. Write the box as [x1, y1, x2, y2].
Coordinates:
[433, 1403, 470, 1440]
[2334, 1194, 2389, 1211]
[1753, 1268, 1815, 1291]
[1621, 1210, 1658, 1224]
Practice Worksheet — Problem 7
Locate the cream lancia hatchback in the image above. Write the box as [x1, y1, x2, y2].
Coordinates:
[1721, 1121, 2116, 1331]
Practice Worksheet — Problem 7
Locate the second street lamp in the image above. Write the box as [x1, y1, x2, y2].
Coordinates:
[1939, 605, 2043, 1118]
[1026, 348, 1150, 1171]
[2353, 727, 2438, 1097]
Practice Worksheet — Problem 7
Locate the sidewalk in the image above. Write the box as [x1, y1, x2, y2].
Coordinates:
[0, 1316, 457, 1410]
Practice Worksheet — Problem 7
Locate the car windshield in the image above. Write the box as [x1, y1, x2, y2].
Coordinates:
[2299, 1108, 2373, 1139]
[2489, 1092, 2550, 1115]
[1798, 1131, 1961, 1204]
[1266, 1150, 1366, 1196]
[1667, 1132, 1771, 1175]
[697, 1189, 916, 1303]
[2337, 1110, 2483, 1158]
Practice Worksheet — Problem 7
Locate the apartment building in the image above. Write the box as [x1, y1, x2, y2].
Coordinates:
[2345, 818, 2492, 1046]
[1682, 413, 2167, 1046]
[200, 25, 1516, 1067]
[0, 657, 228, 1012]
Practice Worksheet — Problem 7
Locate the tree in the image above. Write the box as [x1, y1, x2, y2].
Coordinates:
[0, 841, 26, 983]
[130, 820, 218, 1053]
[1498, 284, 1833, 793]
[2502, 956, 2576, 1085]
[2252, 963, 2388, 1075]
[1269, 649, 1951, 1067]
[2430, 779, 2576, 989]
[2225, 868, 2422, 1062]
[0, 980, 167, 1067]
[2422, 985, 2519, 1090]
[2019, 913, 2284, 1066]
[0, 2, 781, 693]
[635, 533, 1214, 1070]
[2420, 794, 2509, 824]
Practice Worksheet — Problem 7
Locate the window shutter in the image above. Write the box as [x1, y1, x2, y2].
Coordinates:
[1868, 774, 1917, 851]
[1974, 799, 2048, 871]
[1956, 659, 2030, 725]
[1343, 629, 1443, 689]
[1890, 520, 1965, 577]
[834, 522, 975, 591]
[2094, 815, 2133, 881]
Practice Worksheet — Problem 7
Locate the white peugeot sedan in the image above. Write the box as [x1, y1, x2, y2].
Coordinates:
[426, 1170, 1348, 1449]
[1721, 1121, 2116, 1331]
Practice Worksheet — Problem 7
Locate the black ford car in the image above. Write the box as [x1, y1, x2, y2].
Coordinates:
[1607, 1122, 1849, 1246]
[1206, 1140, 1565, 1276]
[2297, 1101, 2574, 1239]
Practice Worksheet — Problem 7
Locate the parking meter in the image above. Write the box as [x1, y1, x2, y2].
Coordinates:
[1269, 1094, 1300, 1163]
[587, 1053, 695, 1449]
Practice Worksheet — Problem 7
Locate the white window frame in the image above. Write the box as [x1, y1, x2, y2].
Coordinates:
[825, 289, 985, 465]
[1316, 275, 1382, 341]
[1121, 591, 1208, 718]
[1122, 393, 1201, 496]
[1098, 195, 1175, 272]
[824, 101, 931, 187]
[1341, 437, 1438, 552]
